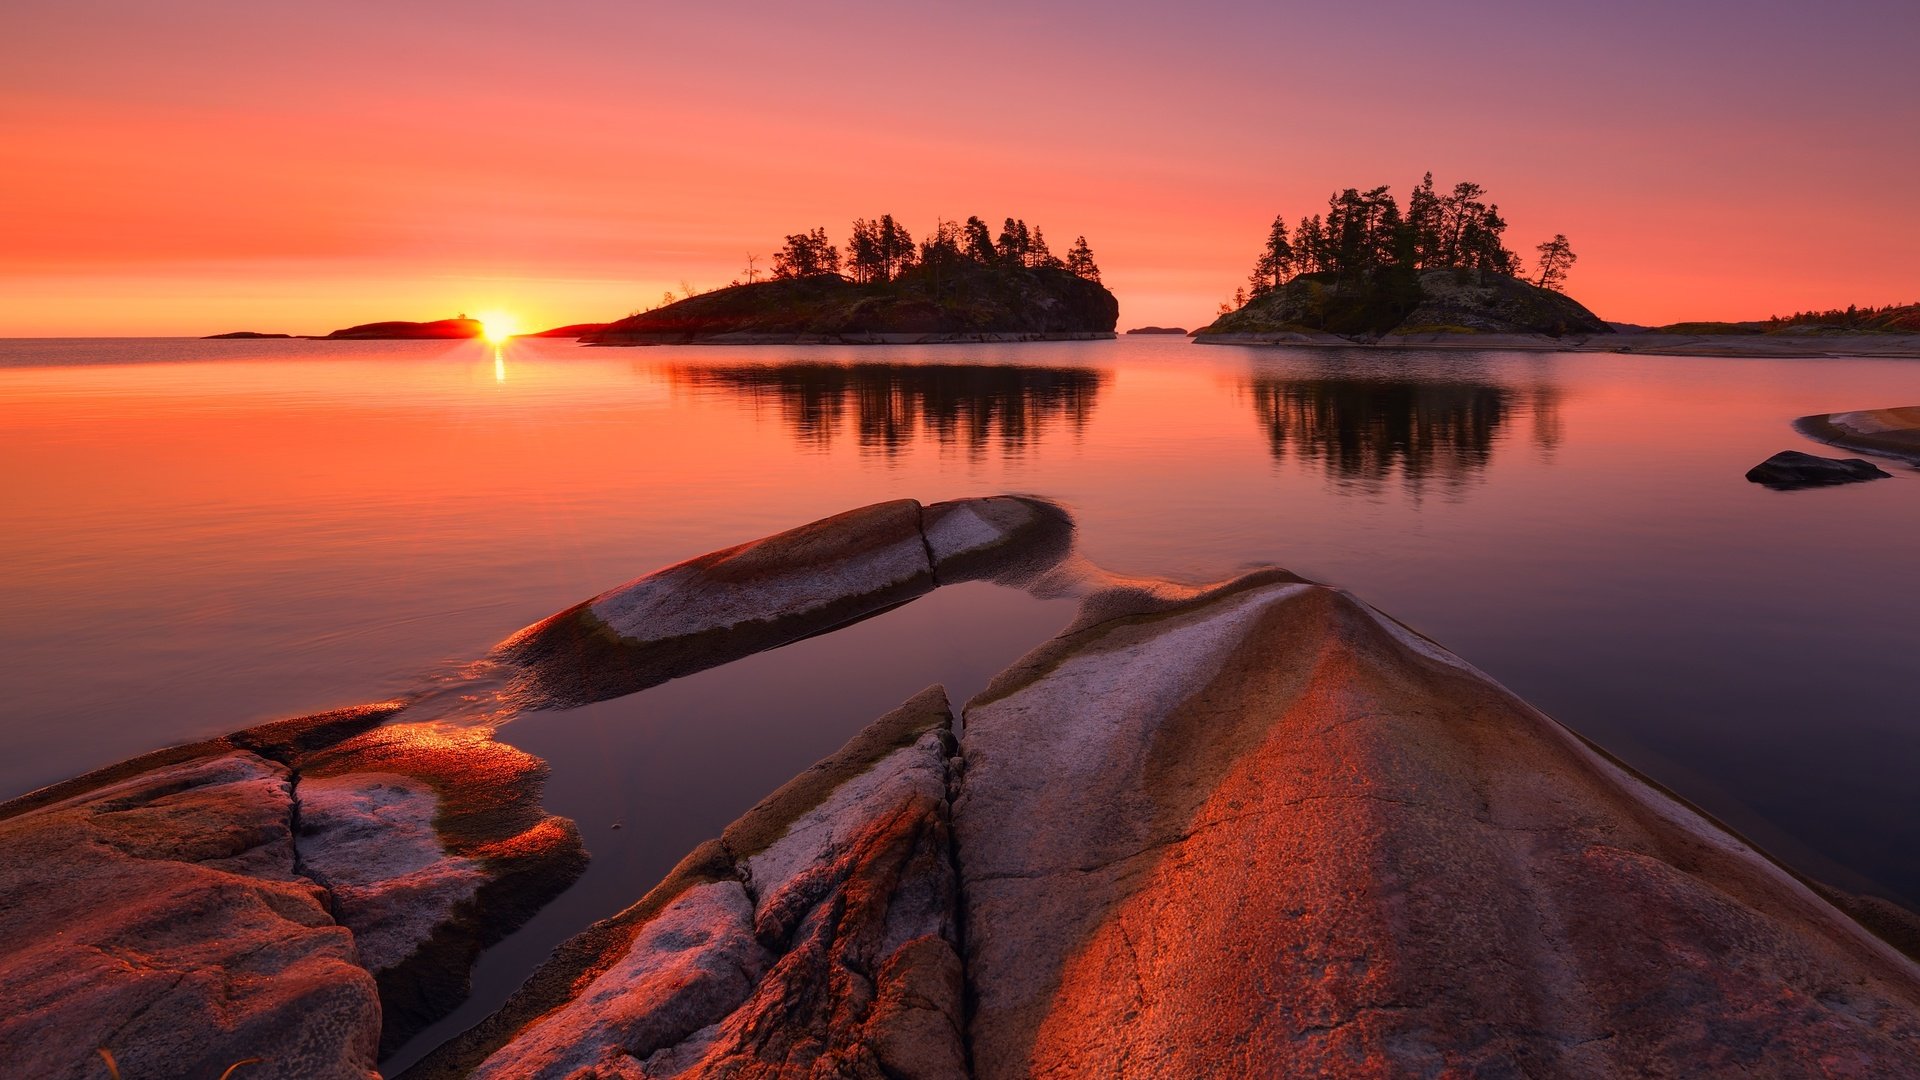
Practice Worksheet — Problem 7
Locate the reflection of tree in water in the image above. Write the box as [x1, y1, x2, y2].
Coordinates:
[1247, 375, 1563, 493]
[668, 362, 1106, 456]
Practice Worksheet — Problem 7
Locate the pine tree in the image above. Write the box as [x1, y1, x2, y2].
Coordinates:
[962, 216, 996, 263]
[1027, 228, 1059, 269]
[1404, 172, 1441, 268]
[773, 227, 840, 278]
[1533, 234, 1577, 292]
[1249, 215, 1293, 297]
[847, 218, 881, 284]
[1065, 236, 1101, 282]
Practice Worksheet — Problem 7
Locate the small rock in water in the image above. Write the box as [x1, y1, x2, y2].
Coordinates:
[1745, 449, 1890, 489]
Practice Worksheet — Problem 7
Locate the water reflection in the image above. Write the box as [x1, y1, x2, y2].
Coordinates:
[665, 361, 1106, 456]
[1247, 371, 1564, 494]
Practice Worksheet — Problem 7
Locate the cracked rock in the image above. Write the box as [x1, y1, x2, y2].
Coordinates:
[953, 571, 1920, 1077]
[494, 497, 1072, 709]
[403, 686, 966, 1080]
[0, 704, 585, 1079]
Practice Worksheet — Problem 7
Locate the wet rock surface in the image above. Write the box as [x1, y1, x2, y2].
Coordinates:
[0, 704, 584, 1078]
[494, 495, 1072, 709]
[402, 686, 965, 1080]
[1746, 449, 1892, 488]
[953, 572, 1920, 1077]
[297, 723, 588, 1055]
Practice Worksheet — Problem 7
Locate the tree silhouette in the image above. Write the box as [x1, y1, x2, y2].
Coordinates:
[1533, 234, 1577, 292]
[1249, 216, 1293, 298]
[962, 217, 997, 264]
[1227, 173, 1545, 312]
[773, 228, 840, 278]
[1065, 236, 1101, 283]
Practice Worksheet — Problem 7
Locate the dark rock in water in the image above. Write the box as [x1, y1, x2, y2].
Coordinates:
[494, 495, 1074, 709]
[1124, 326, 1187, 335]
[402, 686, 966, 1080]
[1746, 450, 1891, 488]
[0, 703, 585, 1078]
[324, 318, 483, 340]
[204, 330, 293, 338]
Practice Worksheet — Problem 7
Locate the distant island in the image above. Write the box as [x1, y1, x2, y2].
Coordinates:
[323, 317, 482, 340]
[526, 322, 609, 338]
[584, 216, 1118, 345]
[203, 331, 292, 339]
[1126, 326, 1188, 335]
[1196, 174, 1610, 343]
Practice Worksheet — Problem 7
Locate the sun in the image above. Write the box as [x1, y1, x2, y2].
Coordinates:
[477, 311, 520, 343]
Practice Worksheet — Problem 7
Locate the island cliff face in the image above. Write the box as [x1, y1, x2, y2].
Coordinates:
[1197, 268, 1610, 341]
[583, 266, 1118, 345]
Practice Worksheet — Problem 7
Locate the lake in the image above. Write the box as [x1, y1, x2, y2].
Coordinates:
[3, 334, 1917, 1068]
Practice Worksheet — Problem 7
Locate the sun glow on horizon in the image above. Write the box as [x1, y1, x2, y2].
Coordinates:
[477, 311, 520, 343]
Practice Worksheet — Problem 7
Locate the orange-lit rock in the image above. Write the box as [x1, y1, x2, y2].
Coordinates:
[403, 686, 966, 1080]
[296, 721, 588, 1055]
[954, 572, 1920, 1077]
[1796, 405, 1920, 465]
[495, 496, 1071, 708]
[0, 704, 585, 1078]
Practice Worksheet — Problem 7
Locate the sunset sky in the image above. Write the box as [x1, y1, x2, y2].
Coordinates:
[3, 0, 1916, 336]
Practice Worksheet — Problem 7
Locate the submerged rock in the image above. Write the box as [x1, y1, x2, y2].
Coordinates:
[953, 572, 1920, 1076]
[403, 686, 965, 1080]
[1746, 449, 1891, 488]
[0, 705, 585, 1079]
[495, 495, 1072, 708]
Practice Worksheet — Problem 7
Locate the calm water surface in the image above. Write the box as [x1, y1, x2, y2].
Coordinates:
[4, 335, 1917, 1066]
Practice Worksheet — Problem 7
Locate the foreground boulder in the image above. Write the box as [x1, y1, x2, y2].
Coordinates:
[953, 571, 1920, 1076]
[403, 686, 965, 1080]
[0, 706, 585, 1079]
[495, 496, 1072, 708]
[1745, 449, 1891, 488]
[1795, 406, 1920, 465]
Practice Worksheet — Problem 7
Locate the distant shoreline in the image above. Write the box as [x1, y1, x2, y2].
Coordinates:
[1193, 330, 1920, 359]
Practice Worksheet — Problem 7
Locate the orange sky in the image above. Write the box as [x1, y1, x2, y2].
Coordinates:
[2, 0, 1915, 336]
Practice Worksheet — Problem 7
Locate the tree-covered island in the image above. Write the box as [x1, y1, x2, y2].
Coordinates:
[585, 216, 1118, 345]
[1197, 174, 1609, 341]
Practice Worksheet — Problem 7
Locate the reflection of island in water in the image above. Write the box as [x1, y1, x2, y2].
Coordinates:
[1248, 374, 1563, 493]
[667, 362, 1106, 456]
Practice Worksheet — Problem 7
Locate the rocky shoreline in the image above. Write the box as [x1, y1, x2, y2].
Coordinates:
[6, 498, 1919, 1077]
[1795, 406, 1920, 465]
[1197, 329, 1920, 358]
